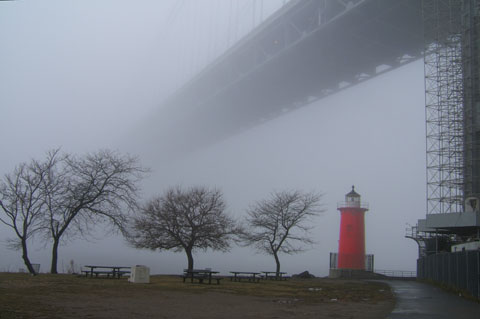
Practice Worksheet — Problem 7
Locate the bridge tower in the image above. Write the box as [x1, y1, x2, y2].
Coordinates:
[337, 186, 369, 269]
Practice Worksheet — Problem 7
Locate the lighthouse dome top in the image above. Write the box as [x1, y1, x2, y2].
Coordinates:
[338, 186, 369, 210]
[346, 185, 361, 202]
[346, 185, 360, 198]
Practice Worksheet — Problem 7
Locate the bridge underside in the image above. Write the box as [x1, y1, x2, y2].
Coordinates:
[136, 0, 424, 156]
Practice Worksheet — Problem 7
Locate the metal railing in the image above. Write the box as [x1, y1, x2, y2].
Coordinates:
[329, 253, 374, 271]
[336, 202, 369, 209]
[374, 269, 417, 278]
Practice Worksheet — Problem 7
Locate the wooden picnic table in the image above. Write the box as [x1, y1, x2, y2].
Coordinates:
[182, 269, 221, 284]
[229, 271, 261, 282]
[261, 271, 287, 280]
[83, 265, 131, 279]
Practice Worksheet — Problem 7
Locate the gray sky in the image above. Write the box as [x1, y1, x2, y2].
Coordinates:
[0, 1, 424, 276]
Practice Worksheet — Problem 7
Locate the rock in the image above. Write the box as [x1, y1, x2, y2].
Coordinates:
[292, 271, 315, 279]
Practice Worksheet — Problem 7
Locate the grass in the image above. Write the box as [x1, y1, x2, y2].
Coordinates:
[0, 272, 393, 318]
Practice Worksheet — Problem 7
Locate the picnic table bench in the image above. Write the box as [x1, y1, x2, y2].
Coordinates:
[230, 271, 261, 282]
[261, 271, 288, 280]
[82, 265, 131, 279]
[182, 269, 223, 285]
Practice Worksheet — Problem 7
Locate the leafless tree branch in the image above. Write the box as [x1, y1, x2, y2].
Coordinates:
[0, 149, 61, 275]
[241, 190, 324, 274]
[40, 149, 148, 273]
[127, 186, 241, 271]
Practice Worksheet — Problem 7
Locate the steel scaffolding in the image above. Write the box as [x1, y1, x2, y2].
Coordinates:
[423, 0, 464, 214]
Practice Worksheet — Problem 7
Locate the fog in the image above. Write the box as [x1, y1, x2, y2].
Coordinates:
[0, 1, 423, 276]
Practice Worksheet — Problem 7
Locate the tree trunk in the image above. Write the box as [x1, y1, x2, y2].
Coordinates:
[50, 238, 60, 274]
[273, 251, 281, 278]
[21, 239, 36, 275]
[185, 248, 194, 271]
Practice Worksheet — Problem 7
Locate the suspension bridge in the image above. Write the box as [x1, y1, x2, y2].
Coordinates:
[133, 0, 480, 296]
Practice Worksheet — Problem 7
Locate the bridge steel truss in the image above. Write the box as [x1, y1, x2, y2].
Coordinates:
[423, 0, 464, 215]
[139, 0, 424, 155]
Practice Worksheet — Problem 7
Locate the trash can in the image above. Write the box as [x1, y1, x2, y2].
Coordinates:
[129, 265, 150, 283]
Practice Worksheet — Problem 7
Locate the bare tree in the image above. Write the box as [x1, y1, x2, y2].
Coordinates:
[128, 186, 239, 271]
[41, 149, 147, 274]
[0, 150, 60, 275]
[241, 190, 324, 275]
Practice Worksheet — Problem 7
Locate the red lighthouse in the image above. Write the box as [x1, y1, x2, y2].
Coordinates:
[337, 186, 369, 269]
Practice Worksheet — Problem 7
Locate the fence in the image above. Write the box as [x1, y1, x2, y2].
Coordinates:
[417, 250, 480, 299]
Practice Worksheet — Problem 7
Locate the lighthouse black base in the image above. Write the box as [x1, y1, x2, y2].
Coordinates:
[328, 268, 380, 279]
[329, 252, 375, 278]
